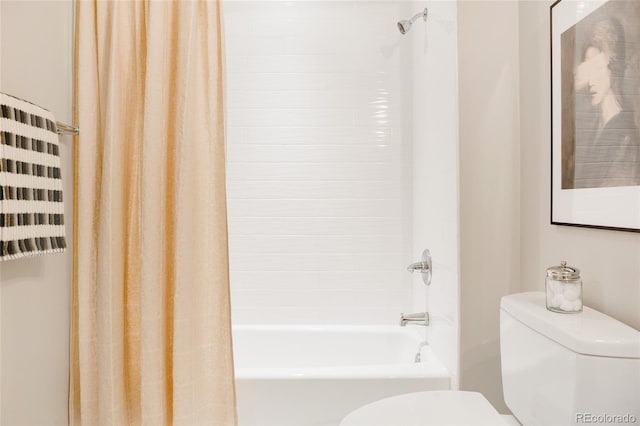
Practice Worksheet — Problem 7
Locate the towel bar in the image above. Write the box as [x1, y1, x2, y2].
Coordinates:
[56, 121, 79, 136]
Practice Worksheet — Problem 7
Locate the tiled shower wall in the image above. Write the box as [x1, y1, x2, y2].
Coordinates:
[224, 1, 414, 324]
[409, 1, 460, 383]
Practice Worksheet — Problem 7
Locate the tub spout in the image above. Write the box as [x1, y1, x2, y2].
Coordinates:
[400, 312, 429, 327]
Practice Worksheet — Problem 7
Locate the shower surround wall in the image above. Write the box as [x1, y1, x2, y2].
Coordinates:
[224, 1, 460, 385]
[224, 1, 414, 325]
[409, 1, 460, 385]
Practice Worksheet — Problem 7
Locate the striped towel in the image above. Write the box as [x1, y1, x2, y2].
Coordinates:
[0, 93, 66, 260]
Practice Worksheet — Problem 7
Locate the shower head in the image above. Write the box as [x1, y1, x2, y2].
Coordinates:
[397, 8, 428, 35]
[397, 20, 411, 35]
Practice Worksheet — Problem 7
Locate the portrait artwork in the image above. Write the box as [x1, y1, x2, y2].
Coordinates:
[552, 0, 640, 231]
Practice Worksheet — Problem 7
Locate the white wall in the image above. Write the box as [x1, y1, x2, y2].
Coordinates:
[519, 1, 640, 330]
[456, 0, 640, 415]
[224, 1, 416, 325]
[410, 0, 460, 387]
[0, 1, 73, 424]
[457, 0, 520, 414]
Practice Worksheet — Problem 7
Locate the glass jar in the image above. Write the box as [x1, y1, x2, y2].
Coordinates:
[546, 261, 582, 313]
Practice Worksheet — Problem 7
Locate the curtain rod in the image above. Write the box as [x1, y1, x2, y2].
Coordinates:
[56, 121, 79, 136]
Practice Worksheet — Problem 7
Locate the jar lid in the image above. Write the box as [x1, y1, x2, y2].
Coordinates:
[546, 260, 580, 280]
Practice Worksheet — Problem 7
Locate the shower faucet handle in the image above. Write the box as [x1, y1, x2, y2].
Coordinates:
[407, 249, 432, 286]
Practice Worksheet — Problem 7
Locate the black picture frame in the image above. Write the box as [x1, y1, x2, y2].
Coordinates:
[550, 0, 640, 232]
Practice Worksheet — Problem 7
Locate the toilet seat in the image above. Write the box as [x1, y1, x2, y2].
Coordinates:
[340, 391, 508, 426]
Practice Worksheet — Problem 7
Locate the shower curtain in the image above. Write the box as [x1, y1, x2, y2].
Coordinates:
[70, 1, 236, 424]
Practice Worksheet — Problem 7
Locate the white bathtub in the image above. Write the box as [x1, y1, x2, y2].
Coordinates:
[232, 325, 451, 426]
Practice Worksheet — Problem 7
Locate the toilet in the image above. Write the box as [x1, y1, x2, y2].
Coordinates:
[341, 292, 640, 425]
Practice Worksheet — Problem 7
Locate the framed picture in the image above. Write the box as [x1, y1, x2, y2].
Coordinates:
[551, 0, 640, 232]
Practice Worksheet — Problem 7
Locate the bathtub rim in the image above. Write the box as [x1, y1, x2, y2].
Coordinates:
[232, 324, 451, 380]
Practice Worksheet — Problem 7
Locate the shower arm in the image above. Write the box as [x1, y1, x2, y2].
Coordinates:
[408, 8, 428, 25]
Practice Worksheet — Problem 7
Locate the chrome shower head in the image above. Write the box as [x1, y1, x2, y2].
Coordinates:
[397, 20, 411, 35]
[397, 8, 428, 35]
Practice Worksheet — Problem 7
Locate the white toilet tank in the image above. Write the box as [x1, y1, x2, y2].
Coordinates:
[500, 292, 640, 426]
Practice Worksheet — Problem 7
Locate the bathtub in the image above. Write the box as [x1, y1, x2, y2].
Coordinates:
[232, 325, 451, 426]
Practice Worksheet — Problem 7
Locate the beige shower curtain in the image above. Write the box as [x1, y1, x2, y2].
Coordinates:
[70, 1, 236, 425]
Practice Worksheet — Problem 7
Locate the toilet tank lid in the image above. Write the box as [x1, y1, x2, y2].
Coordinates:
[500, 292, 640, 359]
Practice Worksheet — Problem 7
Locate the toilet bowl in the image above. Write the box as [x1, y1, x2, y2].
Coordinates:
[341, 391, 509, 425]
[341, 292, 640, 426]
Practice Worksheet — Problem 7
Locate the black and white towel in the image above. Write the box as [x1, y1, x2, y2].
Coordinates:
[0, 93, 66, 261]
